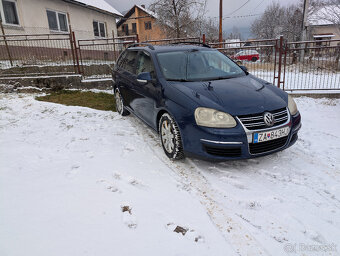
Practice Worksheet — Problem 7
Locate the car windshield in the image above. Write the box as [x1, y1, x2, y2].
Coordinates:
[156, 50, 245, 81]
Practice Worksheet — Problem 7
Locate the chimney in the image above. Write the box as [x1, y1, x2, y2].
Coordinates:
[141, 4, 145, 9]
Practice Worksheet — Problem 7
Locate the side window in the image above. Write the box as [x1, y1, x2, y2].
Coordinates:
[116, 51, 127, 68]
[120, 50, 138, 74]
[136, 51, 155, 78]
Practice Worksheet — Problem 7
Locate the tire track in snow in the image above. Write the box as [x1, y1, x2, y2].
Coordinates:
[129, 117, 271, 256]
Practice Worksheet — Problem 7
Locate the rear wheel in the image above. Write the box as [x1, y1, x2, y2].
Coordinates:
[251, 57, 258, 62]
[115, 88, 129, 116]
[159, 113, 185, 160]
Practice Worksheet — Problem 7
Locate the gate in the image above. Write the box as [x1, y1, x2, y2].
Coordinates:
[208, 37, 340, 91]
[283, 39, 340, 91]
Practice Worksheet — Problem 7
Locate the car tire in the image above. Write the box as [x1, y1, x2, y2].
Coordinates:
[115, 88, 129, 116]
[159, 113, 185, 160]
[251, 57, 258, 62]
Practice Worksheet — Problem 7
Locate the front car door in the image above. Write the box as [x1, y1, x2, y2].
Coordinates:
[130, 50, 160, 127]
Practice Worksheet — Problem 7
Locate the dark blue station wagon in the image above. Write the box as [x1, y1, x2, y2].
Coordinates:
[113, 43, 301, 161]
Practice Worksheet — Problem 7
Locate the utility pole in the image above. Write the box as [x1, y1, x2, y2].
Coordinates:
[300, 0, 309, 60]
[301, 0, 310, 41]
[219, 0, 223, 47]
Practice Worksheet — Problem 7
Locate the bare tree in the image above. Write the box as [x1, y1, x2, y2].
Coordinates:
[195, 17, 219, 41]
[226, 26, 241, 40]
[282, 5, 303, 41]
[251, 2, 285, 39]
[150, 0, 206, 38]
[251, 2, 303, 41]
[310, 0, 340, 26]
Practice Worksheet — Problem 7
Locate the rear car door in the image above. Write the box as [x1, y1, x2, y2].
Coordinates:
[115, 50, 138, 108]
[130, 50, 160, 127]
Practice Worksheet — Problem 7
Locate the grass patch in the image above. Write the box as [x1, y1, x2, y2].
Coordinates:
[36, 90, 116, 111]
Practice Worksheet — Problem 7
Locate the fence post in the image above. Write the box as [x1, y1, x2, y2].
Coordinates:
[112, 30, 117, 62]
[72, 31, 81, 74]
[202, 34, 206, 44]
[0, 19, 13, 67]
[277, 35, 284, 88]
[282, 39, 287, 90]
[68, 26, 77, 73]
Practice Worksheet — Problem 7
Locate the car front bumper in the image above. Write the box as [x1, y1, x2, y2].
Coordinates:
[179, 111, 301, 161]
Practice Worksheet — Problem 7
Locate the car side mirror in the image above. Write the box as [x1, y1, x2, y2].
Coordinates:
[240, 65, 248, 73]
[137, 72, 152, 84]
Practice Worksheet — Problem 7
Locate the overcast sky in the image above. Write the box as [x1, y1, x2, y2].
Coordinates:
[106, 0, 300, 37]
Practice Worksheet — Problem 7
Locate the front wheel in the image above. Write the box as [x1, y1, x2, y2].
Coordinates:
[159, 113, 185, 160]
[115, 88, 129, 116]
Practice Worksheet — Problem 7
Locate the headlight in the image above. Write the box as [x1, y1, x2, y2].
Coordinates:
[194, 107, 236, 128]
[288, 95, 298, 115]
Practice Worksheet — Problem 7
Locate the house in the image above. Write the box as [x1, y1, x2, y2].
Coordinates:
[308, 5, 340, 46]
[0, 0, 122, 39]
[116, 5, 166, 42]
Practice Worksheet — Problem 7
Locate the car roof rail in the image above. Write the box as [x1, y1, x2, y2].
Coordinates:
[128, 43, 155, 50]
[170, 41, 211, 48]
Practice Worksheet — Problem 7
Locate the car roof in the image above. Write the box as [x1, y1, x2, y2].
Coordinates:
[127, 44, 214, 53]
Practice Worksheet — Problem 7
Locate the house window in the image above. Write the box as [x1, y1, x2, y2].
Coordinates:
[93, 21, 106, 37]
[1, 0, 19, 25]
[144, 21, 152, 30]
[46, 10, 68, 32]
[122, 24, 129, 35]
[132, 23, 136, 33]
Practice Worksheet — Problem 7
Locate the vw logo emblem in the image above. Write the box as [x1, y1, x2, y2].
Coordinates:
[263, 112, 275, 127]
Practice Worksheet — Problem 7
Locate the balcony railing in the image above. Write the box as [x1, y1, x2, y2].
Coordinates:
[117, 30, 137, 37]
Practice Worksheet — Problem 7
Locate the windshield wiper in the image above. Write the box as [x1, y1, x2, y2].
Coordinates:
[210, 76, 232, 81]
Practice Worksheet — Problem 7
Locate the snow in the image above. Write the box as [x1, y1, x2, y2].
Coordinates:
[308, 5, 340, 26]
[73, 0, 122, 17]
[1, 93, 340, 256]
[136, 4, 157, 19]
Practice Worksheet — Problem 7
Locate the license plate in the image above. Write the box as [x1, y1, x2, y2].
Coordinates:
[253, 126, 290, 143]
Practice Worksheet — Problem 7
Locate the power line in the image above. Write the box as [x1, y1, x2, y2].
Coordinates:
[223, 13, 262, 20]
[252, 0, 266, 12]
[227, 0, 251, 16]
[211, 12, 262, 20]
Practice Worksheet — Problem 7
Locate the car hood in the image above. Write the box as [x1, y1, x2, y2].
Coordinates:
[168, 75, 288, 116]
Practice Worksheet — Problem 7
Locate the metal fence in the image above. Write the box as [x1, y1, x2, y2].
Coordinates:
[283, 39, 340, 91]
[0, 33, 77, 76]
[209, 38, 282, 87]
[78, 35, 137, 79]
[208, 37, 340, 91]
[0, 30, 339, 90]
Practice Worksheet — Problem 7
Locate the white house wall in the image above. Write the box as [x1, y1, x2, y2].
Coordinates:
[2, 0, 118, 40]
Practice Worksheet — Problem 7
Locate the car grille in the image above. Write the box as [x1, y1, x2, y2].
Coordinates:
[204, 145, 242, 157]
[238, 108, 289, 130]
[249, 136, 288, 154]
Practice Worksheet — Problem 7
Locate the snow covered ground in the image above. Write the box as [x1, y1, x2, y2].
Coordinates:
[0, 93, 340, 256]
